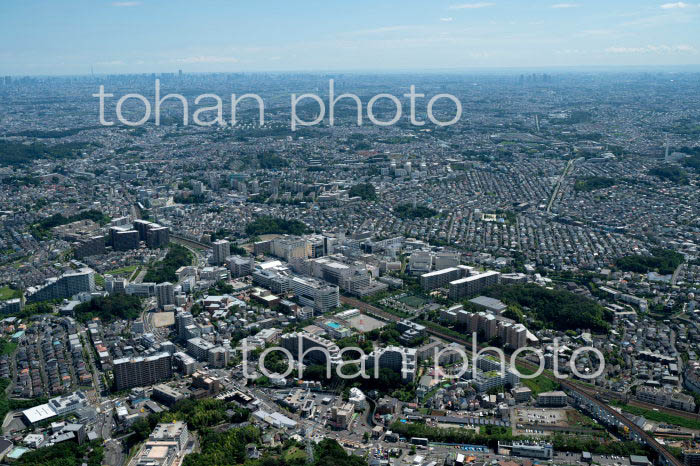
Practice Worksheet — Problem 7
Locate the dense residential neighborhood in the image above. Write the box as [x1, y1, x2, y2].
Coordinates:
[0, 69, 699, 466]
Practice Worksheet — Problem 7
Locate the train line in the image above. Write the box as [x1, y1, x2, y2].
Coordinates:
[422, 326, 683, 466]
[337, 296, 682, 466]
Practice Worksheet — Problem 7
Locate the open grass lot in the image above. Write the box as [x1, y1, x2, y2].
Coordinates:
[106, 265, 139, 277]
[0, 286, 21, 301]
[398, 294, 427, 308]
[516, 364, 559, 395]
[283, 446, 307, 463]
[0, 339, 17, 356]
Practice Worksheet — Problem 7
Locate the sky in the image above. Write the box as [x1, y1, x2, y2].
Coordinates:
[1, 0, 699, 75]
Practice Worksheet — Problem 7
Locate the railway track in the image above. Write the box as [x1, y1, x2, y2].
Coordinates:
[339, 296, 401, 322]
[423, 326, 683, 466]
[170, 233, 212, 250]
[336, 297, 682, 465]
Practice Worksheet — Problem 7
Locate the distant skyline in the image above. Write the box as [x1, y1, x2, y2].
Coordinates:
[1, 0, 699, 76]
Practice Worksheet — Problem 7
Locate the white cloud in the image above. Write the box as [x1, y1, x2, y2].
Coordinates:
[440, 17, 454, 22]
[112, 2, 141, 6]
[449, 2, 495, 10]
[551, 3, 579, 8]
[576, 28, 615, 36]
[349, 25, 417, 35]
[605, 44, 697, 53]
[97, 60, 125, 66]
[174, 56, 239, 64]
[660, 2, 689, 8]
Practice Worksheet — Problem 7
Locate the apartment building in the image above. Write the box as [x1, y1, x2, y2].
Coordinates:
[366, 346, 417, 382]
[420, 267, 462, 290]
[113, 352, 172, 391]
[26, 268, 95, 303]
[212, 239, 230, 265]
[636, 386, 696, 412]
[448, 271, 500, 300]
[280, 331, 342, 367]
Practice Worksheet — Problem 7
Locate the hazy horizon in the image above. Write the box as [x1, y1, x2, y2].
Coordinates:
[2, 0, 700, 76]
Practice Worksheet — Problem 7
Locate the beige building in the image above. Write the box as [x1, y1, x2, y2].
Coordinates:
[330, 402, 355, 429]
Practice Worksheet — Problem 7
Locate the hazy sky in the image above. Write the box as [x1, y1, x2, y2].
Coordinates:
[1, 0, 699, 75]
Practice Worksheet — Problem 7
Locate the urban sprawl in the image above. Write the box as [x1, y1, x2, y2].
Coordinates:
[0, 72, 699, 466]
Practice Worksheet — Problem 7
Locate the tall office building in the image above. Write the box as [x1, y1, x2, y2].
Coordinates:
[212, 240, 230, 265]
[156, 282, 175, 309]
[112, 352, 172, 390]
[192, 180, 204, 195]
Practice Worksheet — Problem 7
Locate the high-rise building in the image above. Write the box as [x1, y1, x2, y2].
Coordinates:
[408, 251, 432, 275]
[176, 312, 194, 339]
[112, 352, 172, 390]
[252, 268, 290, 294]
[74, 235, 106, 259]
[208, 346, 230, 368]
[186, 337, 215, 361]
[212, 239, 230, 265]
[271, 236, 311, 261]
[192, 180, 204, 196]
[434, 252, 460, 270]
[0, 298, 23, 315]
[110, 226, 140, 251]
[146, 226, 170, 249]
[133, 219, 170, 249]
[156, 282, 175, 309]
